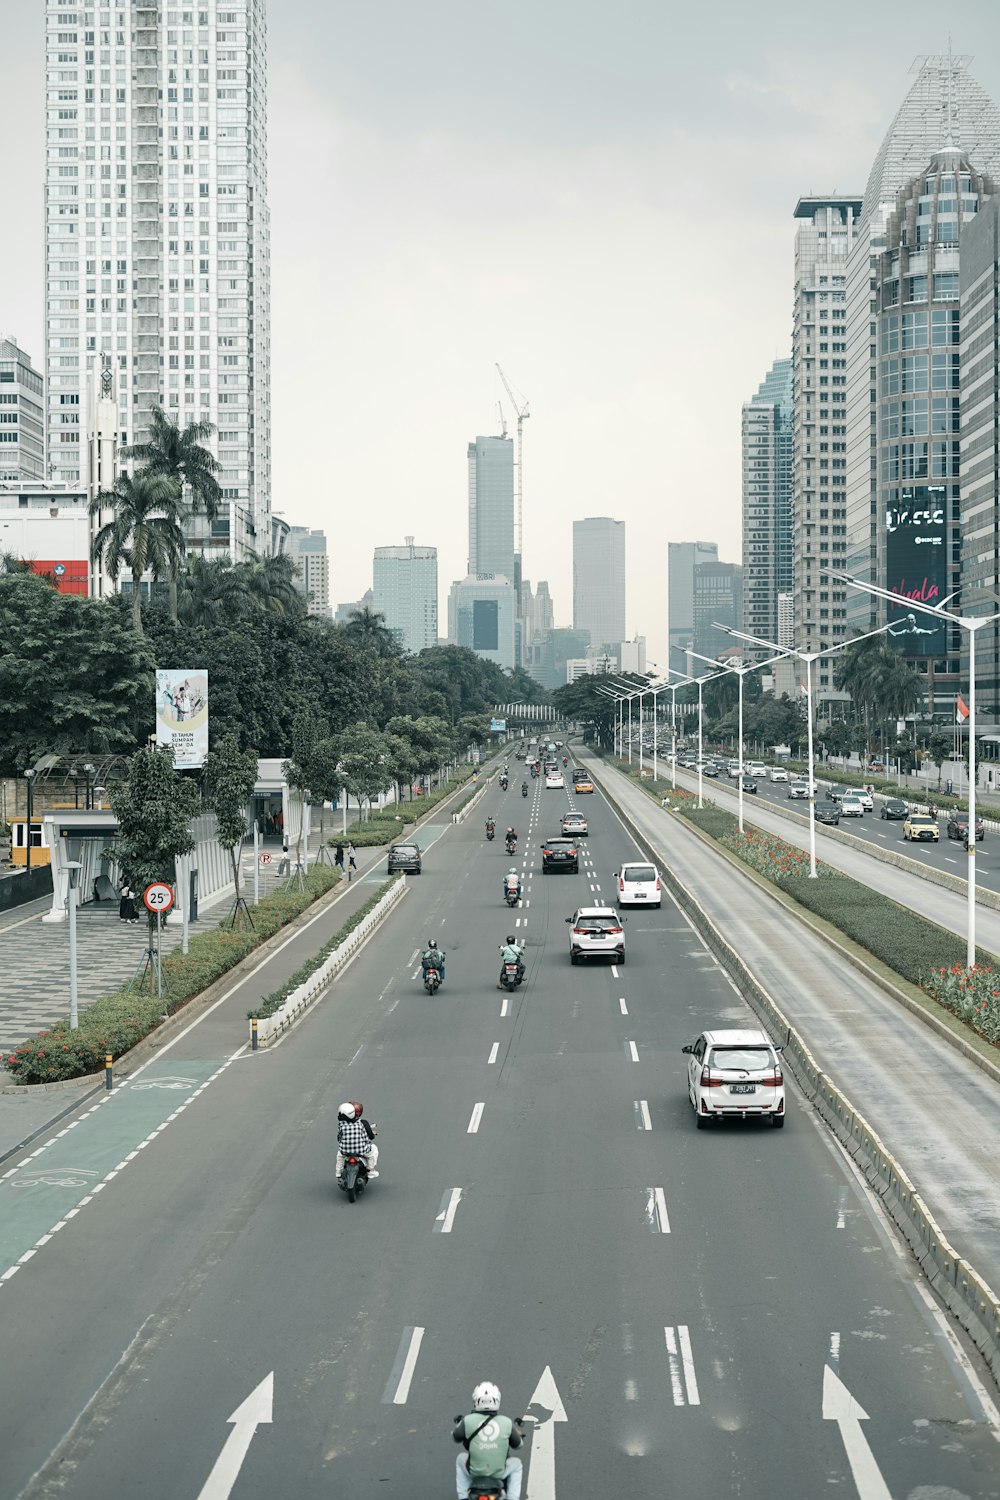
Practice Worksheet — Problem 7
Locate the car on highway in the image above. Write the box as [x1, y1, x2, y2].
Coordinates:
[840, 795, 866, 818]
[947, 812, 985, 842]
[748, 761, 767, 778]
[561, 812, 588, 837]
[814, 800, 840, 825]
[769, 766, 788, 782]
[545, 772, 565, 789]
[681, 1028, 785, 1129]
[615, 861, 661, 907]
[727, 762, 741, 779]
[574, 777, 595, 794]
[880, 798, 908, 820]
[741, 775, 758, 795]
[541, 836, 579, 873]
[856, 789, 874, 811]
[702, 762, 721, 778]
[825, 785, 850, 802]
[572, 767, 588, 783]
[903, 812, 939, 842]
[566, 906, 626, 965]
[787, 780, 809, 800]
[387, 842, 422, 874]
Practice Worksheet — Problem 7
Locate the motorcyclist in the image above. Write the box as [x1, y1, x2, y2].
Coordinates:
[928, 801, 938, 819]
[336, 1100, 379, 1181]
[521, 781, 528, 797]
[485, 816, 496, 838]
[497, 935, 525, 988]
[421, 937, 446, 984]
[505, 827, 518, 853]
[503, 867, 521, 903]
[453, 1381, 524, 1500]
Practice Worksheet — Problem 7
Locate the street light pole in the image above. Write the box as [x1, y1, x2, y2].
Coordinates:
[65, 860, 82, 1029]
[23, 768, 35, 877]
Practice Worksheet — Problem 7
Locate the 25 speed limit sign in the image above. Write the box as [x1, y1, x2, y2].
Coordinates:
[143, 882, 175, 915]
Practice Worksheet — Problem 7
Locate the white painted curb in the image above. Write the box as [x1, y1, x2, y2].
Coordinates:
[253, 879, 408, 1045]
[452, 774, 495, 824]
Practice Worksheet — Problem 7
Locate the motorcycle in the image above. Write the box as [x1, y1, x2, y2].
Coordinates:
[504, 887, 520, 908]
[486, 825, 495, 842]
[563, 756, 568, 767]
[500, 777, 508, 791]
[521, 783, 528, 798]
[423, 964, 441, 995]
[500, 961, 522, 992]
[338, 1154, 369, 1204]
[452, 1422, 525, 1500]
[505, 837, 517, 855]
[928, 803, 938, 819]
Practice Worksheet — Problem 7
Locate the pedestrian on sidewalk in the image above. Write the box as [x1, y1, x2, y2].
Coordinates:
[347, 842, 357, 880]
[334, 842, 345, 871]
[119, 882, 137, 924]
[278, 840, 290, 877]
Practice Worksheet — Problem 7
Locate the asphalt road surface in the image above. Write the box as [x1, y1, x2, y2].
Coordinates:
[2, 772, 999, 1499]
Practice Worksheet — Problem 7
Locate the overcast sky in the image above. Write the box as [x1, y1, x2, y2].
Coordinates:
[3, 0, 1000, 663]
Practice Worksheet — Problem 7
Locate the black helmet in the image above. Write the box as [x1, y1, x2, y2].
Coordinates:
[507, 934, 516, 945]
[427, 938, 438, 949]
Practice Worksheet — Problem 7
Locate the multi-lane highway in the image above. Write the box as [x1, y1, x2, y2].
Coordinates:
[2, 766, 999, 1498]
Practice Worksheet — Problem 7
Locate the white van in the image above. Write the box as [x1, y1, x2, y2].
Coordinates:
[616, 861, 662, 908]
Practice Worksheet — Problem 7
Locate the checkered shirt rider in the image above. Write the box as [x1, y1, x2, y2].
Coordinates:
[338, 1117, 371, 1156]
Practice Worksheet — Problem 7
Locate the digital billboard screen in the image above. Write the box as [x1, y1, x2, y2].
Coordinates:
[885, 488, 947, 657]
[473, 599, 499, 651]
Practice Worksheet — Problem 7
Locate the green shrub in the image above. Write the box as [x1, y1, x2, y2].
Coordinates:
[4, 865, 341, 1085]
[248, 877, 399, 1019]
[679, 805, 740, 840]
[925, 962, 1000, 1043]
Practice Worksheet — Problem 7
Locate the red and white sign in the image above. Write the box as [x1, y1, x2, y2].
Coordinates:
[258, 852, 273, 866]
[143, 882, 175, 915]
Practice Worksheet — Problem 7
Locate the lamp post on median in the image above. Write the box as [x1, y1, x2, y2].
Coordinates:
[829, 570, 1000, 967]
[685, 646, 795, 834]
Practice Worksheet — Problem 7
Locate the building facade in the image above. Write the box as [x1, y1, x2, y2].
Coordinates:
[44, 0, 271, 558]
[0, 339, 44, 482]
[373, 538, 438, 654]
[668, 540, 718, 661]
[790, 197, 861, 704]
[0, 485, 90, 593]
[692, 560, 742, 663]
[285, 526, 330, 618]
[467, 434, 515, 583]
[572, 517, 626, 653]
[447, 574, 516, 670]
[742, 358, 792, 658]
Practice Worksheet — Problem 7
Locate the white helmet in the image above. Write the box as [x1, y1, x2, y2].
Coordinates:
[472, 1381, 501, 1413]
[337, 1101, 357, 1121]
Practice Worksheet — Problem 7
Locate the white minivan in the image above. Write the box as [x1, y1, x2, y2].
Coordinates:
[615, 861, 662, 908]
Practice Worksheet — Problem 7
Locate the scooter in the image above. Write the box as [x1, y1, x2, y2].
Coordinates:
[504, 888, 520, 908]
[500, 961, 522, 992]
[500, 778, 508, 791]
[338, 1154, 369, 1204]
[486, 825, 495, 842]
[423, 964, 441, 995]
[505, 838, 517, 856]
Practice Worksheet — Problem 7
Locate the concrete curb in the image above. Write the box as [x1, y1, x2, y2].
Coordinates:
[452, 774, 495, 825]
[254, 878, 408, 1045]
[592, 759, 1000, 1380]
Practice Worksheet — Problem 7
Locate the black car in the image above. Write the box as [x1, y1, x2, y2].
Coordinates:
[387, 842, 422, 874]
[541, 837, 579, 873]
[880, 798, 907, 820]
[814, 800, 840, 826]
[740, 776, 758, 794]
[825, 785, 850, 802]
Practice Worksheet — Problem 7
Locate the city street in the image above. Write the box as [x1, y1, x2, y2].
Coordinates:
[2, 772, 998, 1499]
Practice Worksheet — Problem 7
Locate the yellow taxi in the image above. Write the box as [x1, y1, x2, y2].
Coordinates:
[574, 777, 595, 794]
[903, 812, 939, 842]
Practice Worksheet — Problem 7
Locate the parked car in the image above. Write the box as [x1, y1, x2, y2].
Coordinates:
[839, 795, 866, 818]
[814, 800, 840, 825]
[947, 812, 985, 842]
[681, 1028, 785, 1129]
[903, 813, 939, 842]
[541, 836, 579, 873]
[387, 842, 422, 874]
[769, 767, 788, 782]
[741, 776, 758, 795]
[566, 906, 626, 965]
[880, 798, 908, 820]
[561, 812, 589, 837]
[615, 861, 662, 907]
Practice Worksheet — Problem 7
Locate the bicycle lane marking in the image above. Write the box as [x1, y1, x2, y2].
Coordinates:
[0, 1059, 227, 1282]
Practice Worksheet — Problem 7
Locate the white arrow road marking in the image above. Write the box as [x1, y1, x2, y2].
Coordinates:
[646, 1187, 670, 1233]
[664, 1327, 700, 1405]
[523, 1365, 567, 1500]
[822, 1365, 892, 1500]
[434, 1187, 463, 1233]
[196, 1372, 273, 1500]
[634, 1099, 652, 1131]
[467, 1102, 485, 1134]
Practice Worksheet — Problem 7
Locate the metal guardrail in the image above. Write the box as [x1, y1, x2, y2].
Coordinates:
[590, 757, 1000, 1382]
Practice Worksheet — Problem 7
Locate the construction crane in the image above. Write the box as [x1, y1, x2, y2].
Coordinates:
[496, 364, 530, 565]
[496, 401, 507, 439]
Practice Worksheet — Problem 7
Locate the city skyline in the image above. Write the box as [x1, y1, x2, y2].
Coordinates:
[4, 5, 1000, 659]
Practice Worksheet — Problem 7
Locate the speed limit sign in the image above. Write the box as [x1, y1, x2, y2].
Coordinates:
[143, 882, 175, 915]
[258, 852, 273, 866]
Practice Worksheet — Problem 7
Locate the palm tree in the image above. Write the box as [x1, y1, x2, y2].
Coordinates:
[121, 406, 222, 522]
[90, 473, 186, 633]
[176, 555, 252, 627]
[342, 605, 399, 658]
[244, 553, 305, 617]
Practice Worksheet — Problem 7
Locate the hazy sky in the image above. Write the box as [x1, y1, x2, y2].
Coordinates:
[3, 0, 1000, 664]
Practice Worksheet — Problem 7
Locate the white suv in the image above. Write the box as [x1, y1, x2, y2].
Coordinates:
[768, 766, 788, 782]
[566, 907, 626, 965]
[681, 1028, 785, 1129]
[615, 861, 661, 907]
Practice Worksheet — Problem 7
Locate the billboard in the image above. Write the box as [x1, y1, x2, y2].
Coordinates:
[156, 669, 209, 768]
[490, 717, 507, 733]
[885, 489, 947, 657]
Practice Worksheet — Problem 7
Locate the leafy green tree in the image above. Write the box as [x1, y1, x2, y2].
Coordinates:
[90, 472, 186, 633]
[386, 714, 452, 790]
[926, 730, 954, 789]
[342, 606, 400, 659]
[284, 711, 342, 863]
[244, 552, 305, 617]
[819, 719, 855, 763]
[176, 556, 252, 627]
[337, 722, 393, 820]
[551, 676, 617, 746]
[108, 745, 200, 933]
[0, 574, 154, 772]
[383, 731, 420, 805]
[203, 732, 259, 923]
[122, 405, 222, 522]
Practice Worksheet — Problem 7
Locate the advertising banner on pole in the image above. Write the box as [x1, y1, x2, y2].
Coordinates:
[156, 669, 209, 768]
[885, 488, 947, 658]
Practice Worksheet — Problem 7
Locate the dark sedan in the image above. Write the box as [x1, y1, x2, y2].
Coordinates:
[880, 798, 908, 820]
[814, 800, 841, 826]
[740, 776, 758, 794]
[542, 837, 580, 873]
[947, 813, 985, 842]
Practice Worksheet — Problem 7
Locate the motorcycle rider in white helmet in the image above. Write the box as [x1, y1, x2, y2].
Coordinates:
[335, 1100, 379, 1181]
[453, 1381, 524, 1498]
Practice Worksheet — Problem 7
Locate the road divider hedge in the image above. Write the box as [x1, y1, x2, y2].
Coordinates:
[4, 866, 341, 1086]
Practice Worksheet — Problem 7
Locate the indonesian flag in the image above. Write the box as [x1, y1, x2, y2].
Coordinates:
[957, 694, 970, 724]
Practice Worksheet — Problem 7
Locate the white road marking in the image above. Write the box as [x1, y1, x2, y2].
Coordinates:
[611, 965, 619, 979]
[619, 996, 628, 1015]
[628, 1040, 639, 1063]
[664, 1326, 700, 1405]
[195, 1371, 273, 1500]
[836, 1186, 848, 1229]
[829, 1331, 840, 1368]
[467, 1102, 485, 1134]
[822, 1365, 891, 1499]
[435, 1187, 463, 1233]
[407, 948, 419, 965]
[386, 1326, 425, 1405]
[636, 1099, 652, 1131]
[646, 1187, 670, 1233]
[500, 996, 509, 1017]
[488, 1042, 500, 1065]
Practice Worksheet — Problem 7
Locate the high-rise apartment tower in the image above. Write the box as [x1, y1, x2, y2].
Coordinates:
[0, 339, 44, 482]
[573, 517, 626, 654]
[742, 358, 792, 658]
[373, 538, 438, 654]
